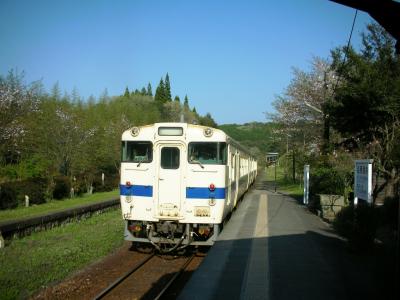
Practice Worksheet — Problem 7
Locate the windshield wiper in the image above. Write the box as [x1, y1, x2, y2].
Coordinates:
[191, 159, 204, 169]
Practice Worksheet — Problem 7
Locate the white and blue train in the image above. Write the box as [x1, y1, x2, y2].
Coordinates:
[120, 123, 257, 252]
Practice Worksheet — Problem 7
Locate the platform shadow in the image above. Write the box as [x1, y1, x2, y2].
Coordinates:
[175, 231, 396, 300]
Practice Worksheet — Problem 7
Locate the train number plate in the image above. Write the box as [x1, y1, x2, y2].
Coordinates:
[194, 206, 210, 217]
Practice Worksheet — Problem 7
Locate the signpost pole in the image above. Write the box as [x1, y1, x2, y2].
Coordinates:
[274, 161, 277, 192]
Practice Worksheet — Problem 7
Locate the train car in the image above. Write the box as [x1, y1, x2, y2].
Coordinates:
[120, 123, 257, 252]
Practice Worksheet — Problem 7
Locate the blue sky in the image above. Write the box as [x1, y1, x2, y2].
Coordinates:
[0, 0, 373, 124]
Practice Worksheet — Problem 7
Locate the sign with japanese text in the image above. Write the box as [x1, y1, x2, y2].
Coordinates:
[354, 160, 373, 204]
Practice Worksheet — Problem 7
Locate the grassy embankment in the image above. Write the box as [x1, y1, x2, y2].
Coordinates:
[0, 189, 119, 222]
[0, 208, 124, 299]
[264, 165, 303, 199]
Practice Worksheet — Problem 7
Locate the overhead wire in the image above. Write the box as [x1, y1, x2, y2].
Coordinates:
[332, 9, 358, 95]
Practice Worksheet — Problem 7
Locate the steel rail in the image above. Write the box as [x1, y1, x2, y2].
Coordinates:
[93, 253, 156, 300]
[153, 254, 196, 300]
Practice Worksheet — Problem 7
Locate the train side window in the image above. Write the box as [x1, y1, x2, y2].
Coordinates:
[121, 141, 153, 163]
[161, 147, 180, 169]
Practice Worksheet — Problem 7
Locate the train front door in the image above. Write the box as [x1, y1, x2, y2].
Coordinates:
[156, 144, 184, 217]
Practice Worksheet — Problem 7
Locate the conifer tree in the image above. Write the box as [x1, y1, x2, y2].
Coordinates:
[147, 83, 153, 96]
[141, 87, 147, 95]
[165, 73, 172, 101]
[71, 87, 80, 103]
[154, 78, 165, 104]
[183, 95, 189, 110]
[192, 107, 197, 113]
[174, 95, 180, 102]
[51, 82, 61, 101]
[124, 87, 130, 97]
[99, 88, 109, 102]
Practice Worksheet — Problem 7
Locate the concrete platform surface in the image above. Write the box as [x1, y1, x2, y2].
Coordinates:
[178, 183, 392, 300]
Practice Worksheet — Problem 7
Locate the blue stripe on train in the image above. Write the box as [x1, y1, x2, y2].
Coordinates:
[120, 185, 226, 199]
[186, 187, 226, 199]
[120, 184, 153, 197]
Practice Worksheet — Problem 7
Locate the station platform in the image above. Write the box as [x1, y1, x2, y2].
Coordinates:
[178, 181, 388, 300]
[179, 187, 269, 299]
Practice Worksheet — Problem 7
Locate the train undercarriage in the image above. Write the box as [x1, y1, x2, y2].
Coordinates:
[125, 220, 219, 253]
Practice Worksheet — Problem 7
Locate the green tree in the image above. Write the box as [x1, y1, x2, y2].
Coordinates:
[199, 113, 217, 128]
[71, 87, 80, 103]
[174, 95, 180, 102]
[50, 82, 61, 101]
[329, 23, 400, 199]
[163, 101, 182, 122]
[99, 88, 109, 103]
[147, 83, 153, 96]
[154, 78, 166, 104]
[165, 73, 172, 102]
[124, 87, 130, 98]
[183, 95, 189, 110]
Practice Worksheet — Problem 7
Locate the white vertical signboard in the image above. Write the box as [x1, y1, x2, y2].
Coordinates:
[303, 165, 310, 205]
[354, 159, 373, 204]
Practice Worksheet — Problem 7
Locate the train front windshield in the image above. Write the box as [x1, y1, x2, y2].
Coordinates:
[188, 142, 227, 165]
[121, 141, 153, 163]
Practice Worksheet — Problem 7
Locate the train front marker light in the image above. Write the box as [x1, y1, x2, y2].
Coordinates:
[209, 183, 215, 191]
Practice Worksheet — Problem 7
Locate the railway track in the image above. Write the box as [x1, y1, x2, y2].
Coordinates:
[93, 251, 202, 300]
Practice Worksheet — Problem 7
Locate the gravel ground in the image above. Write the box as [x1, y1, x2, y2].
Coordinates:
[31, 241, 205, 300]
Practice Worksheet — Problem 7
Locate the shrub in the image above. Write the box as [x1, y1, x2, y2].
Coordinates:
[17, 177, 48, 205]
[333, 205, 355, 238]
[0, 178, 48, 209]
[333, 202, 378, 250]
[310, 166, 345, 195]
[93, 174, 118, 193]
[53, 176, 71, 200]
[0, 184, 18, 210]
[380, 196, 399, 229]
[71, 179, 87, 197]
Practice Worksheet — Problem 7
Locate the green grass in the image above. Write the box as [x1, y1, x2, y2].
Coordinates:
[0, 190, 119, 222]
[0, 208, 124, 299]
[265, 165, 303, 198]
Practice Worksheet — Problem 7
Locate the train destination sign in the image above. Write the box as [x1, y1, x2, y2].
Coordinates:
[354, 159, 373, 204]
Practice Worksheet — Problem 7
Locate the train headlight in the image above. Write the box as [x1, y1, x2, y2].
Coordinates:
[130, 127, 140, 137]
[203, 127, 213, 137]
